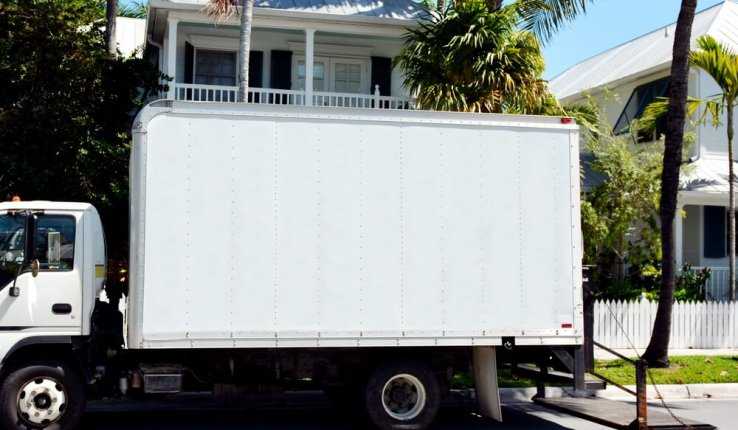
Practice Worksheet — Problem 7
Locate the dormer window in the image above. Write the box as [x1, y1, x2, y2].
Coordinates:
[613, 76, 670, 139]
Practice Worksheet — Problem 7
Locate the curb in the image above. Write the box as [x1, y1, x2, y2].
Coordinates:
[499, 383, 738, 402]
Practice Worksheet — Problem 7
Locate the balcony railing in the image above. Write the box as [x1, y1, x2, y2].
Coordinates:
[173, 83, 415, 110]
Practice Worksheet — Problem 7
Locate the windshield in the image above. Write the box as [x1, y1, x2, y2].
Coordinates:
[0, 213, 26, 288]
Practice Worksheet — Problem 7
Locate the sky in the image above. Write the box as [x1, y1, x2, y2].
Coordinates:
[121, 0, 727, 79]
[542, 0, 724, 79]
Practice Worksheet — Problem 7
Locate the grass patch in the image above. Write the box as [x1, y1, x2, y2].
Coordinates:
[451, 356, 738, 389]
[451, 367, 537, 389]
[595, 355, 738, 385]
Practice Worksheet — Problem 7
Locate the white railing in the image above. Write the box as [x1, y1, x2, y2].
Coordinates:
[174, 84, 305, 105]
[173, 83, 415, 110]
[594, 299, 738, 349]
[693, 267, 734, 300]
[313, 89, 414, 110]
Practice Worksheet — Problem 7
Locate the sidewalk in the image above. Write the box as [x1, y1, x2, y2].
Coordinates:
[500, 383, 738, 402]
[595, 347, 738, 360]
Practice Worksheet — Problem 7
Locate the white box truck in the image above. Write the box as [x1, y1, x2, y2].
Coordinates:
[0, 101, 582, 430]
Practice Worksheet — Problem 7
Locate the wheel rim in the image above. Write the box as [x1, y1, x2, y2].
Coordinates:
[17, 377, 67, 427]
[381, 373, 426, 421]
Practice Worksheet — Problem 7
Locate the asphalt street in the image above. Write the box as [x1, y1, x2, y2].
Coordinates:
[80, 395, 736, 429]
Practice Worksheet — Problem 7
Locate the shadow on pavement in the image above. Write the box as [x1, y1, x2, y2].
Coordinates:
[82, 403, 579, 430]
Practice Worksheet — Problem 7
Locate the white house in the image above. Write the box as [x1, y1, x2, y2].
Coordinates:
[131, 0, 421, 109]
[551, 0, 738, 299]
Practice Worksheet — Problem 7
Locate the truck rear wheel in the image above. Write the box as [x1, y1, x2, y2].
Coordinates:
[0, 363, 85, 430]
[364, 361, 440, 430]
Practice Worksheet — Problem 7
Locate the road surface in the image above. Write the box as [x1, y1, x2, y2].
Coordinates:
[80, 395, 735, 429]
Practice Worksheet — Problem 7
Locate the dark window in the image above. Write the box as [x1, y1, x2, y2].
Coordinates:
[613, 77, 670, 138]
[0, 214, 27, 287]
[34, 215, 75, 271]
[704, 206, 727, 258]
[195, 50, 237, 86]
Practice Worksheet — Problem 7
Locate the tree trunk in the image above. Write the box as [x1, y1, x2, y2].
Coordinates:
[486, 0, 503, 10]
[237, 0, 254, 103]
[437, 0, 446, 12]
[729, 102, 736, 301]
[642, 0, 697, 368]
[105, 0, 118, 55]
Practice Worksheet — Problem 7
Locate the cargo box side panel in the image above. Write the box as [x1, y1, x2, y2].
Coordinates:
[136, 107, 581, 348]
[516, 129, 576, 331]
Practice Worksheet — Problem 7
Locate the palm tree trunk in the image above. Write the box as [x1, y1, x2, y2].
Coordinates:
[729, 102, 736, 301]
[105, 0, 118, 55]
[642, 0, 697, 368]
[486, 0, 503, 10]
[437, 0, 446, 11]
[237, 0, 254, 103]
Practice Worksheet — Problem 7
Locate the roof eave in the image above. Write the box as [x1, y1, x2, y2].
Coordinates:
[556, 61, 671, 102]
[148, 0, 421, 28]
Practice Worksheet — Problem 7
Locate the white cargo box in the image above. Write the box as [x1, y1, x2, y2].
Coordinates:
[127, 101, 583, 349]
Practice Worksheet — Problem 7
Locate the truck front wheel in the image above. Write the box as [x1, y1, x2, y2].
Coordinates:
[364, 361, 441, 430]
[0, 363, 85, 430]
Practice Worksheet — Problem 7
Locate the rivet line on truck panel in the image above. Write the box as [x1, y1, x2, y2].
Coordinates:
[516, 132, 525, 313]
[229, 123, 237, 336]
[358, 126, 366, 331]
[552, 138, 562, 320]
[184, 122, 193, 335]
[272, 122, 280, 331]
[399, 126, 406, 330]
[439, 132, 447, 330]
[478, 130, 489, 329]
[176, 107, 578, 130]
[314, 125, 323, 328]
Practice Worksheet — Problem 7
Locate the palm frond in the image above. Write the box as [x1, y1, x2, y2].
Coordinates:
[690, 35, 738, 102]
[396, 1, 548, 113]
[204, 0, 239, 20]
[517, 0, 593, 44]
[119, 1, 148, 19]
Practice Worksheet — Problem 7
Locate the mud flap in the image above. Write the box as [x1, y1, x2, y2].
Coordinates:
[472, 346, 502, 422]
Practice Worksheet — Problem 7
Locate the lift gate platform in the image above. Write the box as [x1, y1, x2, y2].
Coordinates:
[534, 396, 715, 430]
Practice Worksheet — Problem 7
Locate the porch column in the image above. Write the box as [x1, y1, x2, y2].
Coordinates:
[166, 17, 179, 100]
[305, 28, 316, 106]
[675, 203, 684, 269]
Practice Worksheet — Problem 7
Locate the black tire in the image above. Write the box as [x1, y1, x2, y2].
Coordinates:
[364, 361, 441, 430]
[0, 363, 85, 430]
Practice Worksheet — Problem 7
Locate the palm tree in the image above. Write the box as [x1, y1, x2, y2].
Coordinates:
[105, 0, 118, 55]
[641, 0, 698, 368]
[643, 35, 738, 303]
[206, 0, 254, 103]
[514, 0, 698, 367]
[397, 2, 547, 113]
[691, 36, 738, 302]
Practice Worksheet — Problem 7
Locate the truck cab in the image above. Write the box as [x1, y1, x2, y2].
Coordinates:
[0, 201, 105, 429]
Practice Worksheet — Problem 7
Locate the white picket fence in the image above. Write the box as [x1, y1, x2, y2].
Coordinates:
[594, 299, 738, 349]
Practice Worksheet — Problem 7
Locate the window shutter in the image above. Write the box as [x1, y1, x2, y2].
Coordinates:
[249, 51, 263, 88]
[270, 50, 292, 90]
[704, 206, 726, 258]
[184, 42, 194, 84]
[371, 56, 392, 96]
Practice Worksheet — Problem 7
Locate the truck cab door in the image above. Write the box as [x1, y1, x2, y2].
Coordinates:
[0, 212, 82, 330]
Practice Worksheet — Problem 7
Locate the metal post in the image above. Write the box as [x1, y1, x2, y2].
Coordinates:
[583, 266, 595, 372]
[536, 358, 548, 399]
[635, 359, 648, 430]
[573, 347, 586, 392]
